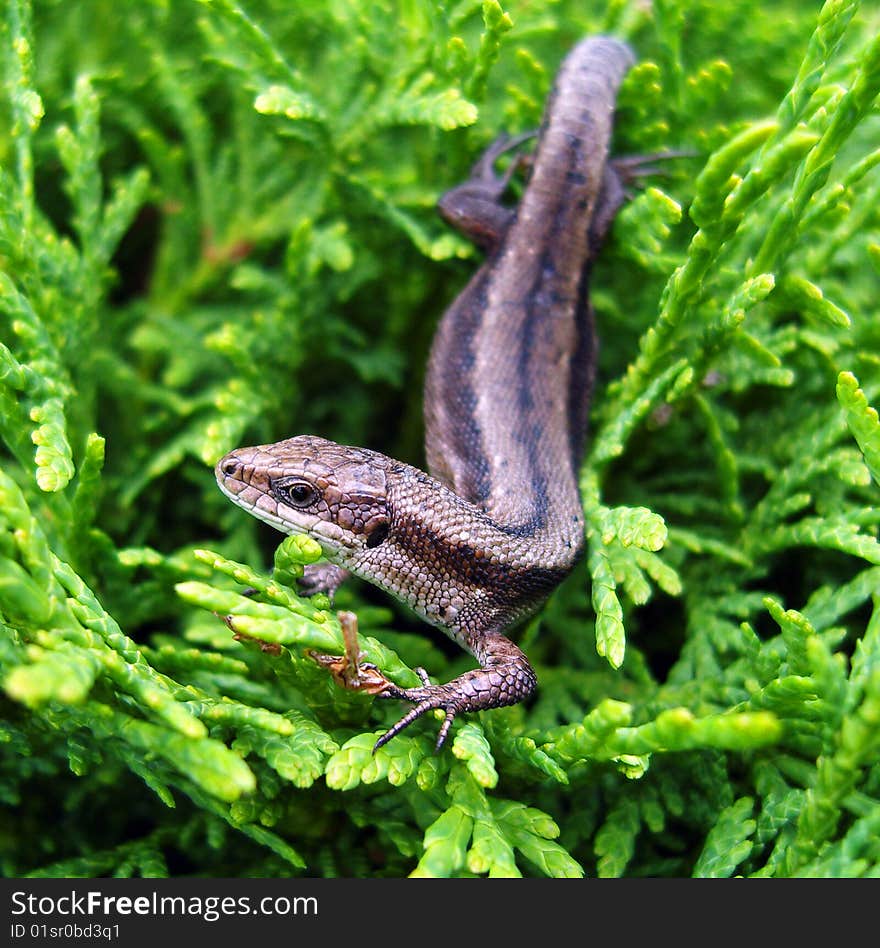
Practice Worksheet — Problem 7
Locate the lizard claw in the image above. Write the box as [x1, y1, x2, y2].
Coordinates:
[373, 636, 537, 752]
[469, 129, 537, 185]
[611, 149, 697, 187]
[373, 683, 463, 753]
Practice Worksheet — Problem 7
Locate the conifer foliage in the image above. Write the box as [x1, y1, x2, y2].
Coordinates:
[2, 0, 879, 877]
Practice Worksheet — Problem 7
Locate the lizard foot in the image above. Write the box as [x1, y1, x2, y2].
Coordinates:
[374, 639, 537, 752]
[436, 130, 537, 251]
[374, 680, 466, 753]
[236, 562, 349, 602]
[592, 149, 698, 246]
[297, 562, 350, 601]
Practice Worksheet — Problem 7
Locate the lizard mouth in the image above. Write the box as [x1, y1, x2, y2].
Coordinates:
[214, 453, 356, 555]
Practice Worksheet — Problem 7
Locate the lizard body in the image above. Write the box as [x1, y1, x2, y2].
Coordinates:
[216, 36, 635, 748]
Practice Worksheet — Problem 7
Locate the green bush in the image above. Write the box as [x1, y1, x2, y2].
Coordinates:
[2, 0, 879, 878]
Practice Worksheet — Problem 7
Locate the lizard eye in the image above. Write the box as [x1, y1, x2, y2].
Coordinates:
[273, 479, 319, 508]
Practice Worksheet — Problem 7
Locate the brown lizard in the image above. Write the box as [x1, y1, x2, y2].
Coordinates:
[216, 37, 636, 750]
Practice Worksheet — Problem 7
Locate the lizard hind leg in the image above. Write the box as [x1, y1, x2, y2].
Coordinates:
[467, 129, 538, 188]
[591, 149, 698, 250]
[436, 130, 537, 251]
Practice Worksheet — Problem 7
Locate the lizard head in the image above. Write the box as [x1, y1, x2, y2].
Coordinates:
[215, 435, 393, 561]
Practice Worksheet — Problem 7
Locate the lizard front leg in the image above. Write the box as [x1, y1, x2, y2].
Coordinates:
[297, 562, 349, 601]
[374, 631, 537, 752]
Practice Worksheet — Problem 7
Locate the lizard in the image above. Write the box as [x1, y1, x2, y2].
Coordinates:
[216, 36, 637, 750]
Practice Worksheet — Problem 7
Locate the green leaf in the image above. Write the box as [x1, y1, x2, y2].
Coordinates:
[599, 506, 668, 551]
[693, 797, 756, 877]
[325, 733, 426, 790]
[595, 798, 640, 878]
[837, 372, 880, 486]
[382, 86, 478, 131]
[233, 713, 338, 788]
[5, 646, 98, 707]
[780, 275, 850, 328]
[492, 801, 584, 878]
[411, 805, 473, 878]
[467, 816, 520, 878]
[588, 545, 626, 669]
[452, 722, 498, 788]
[254, 84, 326, 123]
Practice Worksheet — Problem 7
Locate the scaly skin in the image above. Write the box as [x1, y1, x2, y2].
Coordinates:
[216, 37, 636, 749]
